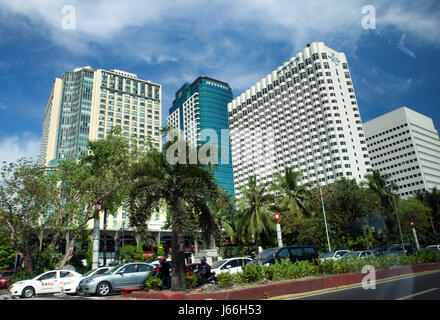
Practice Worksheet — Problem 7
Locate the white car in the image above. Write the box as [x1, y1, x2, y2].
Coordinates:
[9, 269, 83, 298]
[426, 245, 440, 252]
[319, 250, 350, 261]
[210, 257, 252, 276]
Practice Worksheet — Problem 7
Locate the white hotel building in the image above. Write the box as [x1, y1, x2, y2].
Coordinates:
[227, 42, 372, 197]
[363, 107, 440, 197]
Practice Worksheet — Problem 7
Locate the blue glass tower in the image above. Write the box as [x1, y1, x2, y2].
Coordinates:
[167, 76, 235, 197]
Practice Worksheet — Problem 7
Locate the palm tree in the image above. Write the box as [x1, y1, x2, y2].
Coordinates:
[236, 175, 275, 254]
[270, 167, 311, 217]
[209, 188, 236, 243]
[127, 141, 221, 291]
[364, 170, 395, 242]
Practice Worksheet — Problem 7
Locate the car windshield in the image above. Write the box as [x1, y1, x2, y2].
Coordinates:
[320, 252, 336, 258]
[211, 260, 227, 269]
[83, 269, 98, 277]
[255, 248, 278, 261]
[103, 266, 121, 275]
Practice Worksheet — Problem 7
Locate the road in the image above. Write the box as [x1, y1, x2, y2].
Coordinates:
[283, 270, 440, 300]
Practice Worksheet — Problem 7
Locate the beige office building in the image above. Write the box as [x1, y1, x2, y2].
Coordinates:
[38, 66, 168, 262]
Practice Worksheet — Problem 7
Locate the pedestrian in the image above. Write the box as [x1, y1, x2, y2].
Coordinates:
[157, 258, 171, 290]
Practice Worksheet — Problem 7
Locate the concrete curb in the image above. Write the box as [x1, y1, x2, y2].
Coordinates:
[124, 262, 440, 300]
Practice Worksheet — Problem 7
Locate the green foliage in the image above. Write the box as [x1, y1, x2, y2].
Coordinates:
[185, 273, 203, 289]
[119, 245, 145, 262]
[216, 271, 234, 288]
[143, 274, 162, 291]
[240, 264, 264, 283]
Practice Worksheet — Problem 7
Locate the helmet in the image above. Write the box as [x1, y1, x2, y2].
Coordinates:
[160, 258, 166, 265]
[201, 256, 207, 263]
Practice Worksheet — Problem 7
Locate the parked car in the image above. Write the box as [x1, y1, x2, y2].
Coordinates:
[367, 246, 388, 257]
[384, 243, 413, 256]
[9, 269, 83, 298]
[210, 257, 253, 276]
[319, 250, 350, 261]
[340, 251, 372, 259]
[425, 245, 440, 252]
[252, 246, 319, 266]
[185, 263, 202, 275]
[77, 262, 153, 297]
[0, 270, 13, 289]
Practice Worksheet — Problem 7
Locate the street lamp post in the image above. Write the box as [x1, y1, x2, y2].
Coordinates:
[319, 186, 332, 252]
[391, 188, 406, 256]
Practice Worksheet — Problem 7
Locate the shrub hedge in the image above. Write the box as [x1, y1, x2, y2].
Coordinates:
[215, 250, 440, 288]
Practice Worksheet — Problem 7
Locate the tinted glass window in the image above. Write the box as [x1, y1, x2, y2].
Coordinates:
[38, 271, 57, 280]
[60, 271, 74, 278]
[120, 264, 137, 274]
[97, 268, 109, 275]
[223, 260, 239, 269]
[255, 249, 278, 261]
[278, 248, 290, 259]
[303, 247, 317, 255]
[289, 248, 304, 257]
[136, 264, 152, 272]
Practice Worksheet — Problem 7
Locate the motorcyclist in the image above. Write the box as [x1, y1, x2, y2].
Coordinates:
[195, 256, 211, 283]
[157, 258, 171, 290]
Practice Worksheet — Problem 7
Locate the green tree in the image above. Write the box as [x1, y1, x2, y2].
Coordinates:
[127, 139, 221, 291]
[45, 127, 137, 269]
[236, 176, 276, 254]
[364, 170, 396, 243]
[0, 217, 15, 270]
[397, 198, 432, 246]
[0, 159, 52, 273]
[270, 167, 311, 217]
[415, 188, 440, 239]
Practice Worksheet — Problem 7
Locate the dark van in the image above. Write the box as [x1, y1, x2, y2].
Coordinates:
[252, 246, 319, 266]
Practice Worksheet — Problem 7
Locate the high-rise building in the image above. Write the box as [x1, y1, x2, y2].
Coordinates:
[227, 42, 372, 198]
[39, 66, 162, 167]
[363, 107, 440, 197]
[38, 66, 166, 263]
[167, 76, 235, 196]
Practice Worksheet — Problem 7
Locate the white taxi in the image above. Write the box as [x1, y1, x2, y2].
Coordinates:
[9, 269, 83, 298]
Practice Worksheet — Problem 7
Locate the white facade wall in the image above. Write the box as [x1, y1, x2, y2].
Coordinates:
[363, 107, 440, 197]
[228, 42, 372, 198]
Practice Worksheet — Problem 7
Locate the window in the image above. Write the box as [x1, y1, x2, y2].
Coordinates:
[38, 271, 57, 281]
[136, 264, 152, 272]
[120, 264, 137, 274]
[278, 248, 290, 259]
[60, 271, 74, 278]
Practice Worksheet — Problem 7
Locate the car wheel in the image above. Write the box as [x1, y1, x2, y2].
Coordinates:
[96, 282, 112, 297]
[22, 286, 35, 298]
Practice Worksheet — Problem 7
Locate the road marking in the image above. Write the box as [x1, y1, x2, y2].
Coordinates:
[396, 288, 439, 300]
[269, 269, 440, 300]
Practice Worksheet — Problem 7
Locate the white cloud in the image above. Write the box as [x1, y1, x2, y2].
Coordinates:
[0, 132, 41, 164]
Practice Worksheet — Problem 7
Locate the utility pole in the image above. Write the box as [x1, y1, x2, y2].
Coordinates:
[391, 191, 406, 256]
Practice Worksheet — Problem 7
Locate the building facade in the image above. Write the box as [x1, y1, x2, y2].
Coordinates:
[167, 76, 235, 197]
[39, 66, 162, 167]
[227, 42, 372, 198]
[38, 66, 168, 262]
[363, 107, 440, 197]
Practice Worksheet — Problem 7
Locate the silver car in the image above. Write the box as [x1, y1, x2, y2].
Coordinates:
[78, 262, 153, 296]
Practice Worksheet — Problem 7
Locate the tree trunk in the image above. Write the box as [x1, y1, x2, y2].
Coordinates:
[56, 236, 77, 269]
[255, 233, 259, 256]
[103, 209, 107, 266]
[170, 226, 186, 292]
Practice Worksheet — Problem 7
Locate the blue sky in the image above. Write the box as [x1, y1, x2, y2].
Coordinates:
[0, 0, 439, 163]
